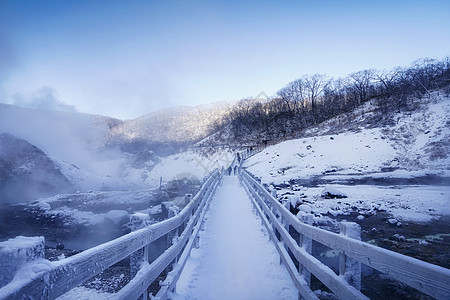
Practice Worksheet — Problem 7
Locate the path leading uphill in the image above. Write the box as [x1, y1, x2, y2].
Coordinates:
[173, 175, 297, 300]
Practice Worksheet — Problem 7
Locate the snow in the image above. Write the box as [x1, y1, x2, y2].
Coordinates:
[243, 95, 450, 223]
[280, 184, 449, 223]
[321, 187, 347, 199]
[0, 259, 52, 298]
[147, 150, 234, 187]
[56, 286, 112, 300]
[0, 236, 44, 255]
[174, 176, 297, 300]
[0, 236, 45, 287]
[244, 128, 395, 184]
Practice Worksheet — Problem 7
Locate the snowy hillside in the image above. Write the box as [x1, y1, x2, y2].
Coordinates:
[245, 93, 450, 182]
[244, 93, 450, 223]
[108, 102, 231, 148]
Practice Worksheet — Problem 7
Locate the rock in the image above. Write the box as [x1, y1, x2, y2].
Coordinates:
[298, 204, 313, 213]
[392, 234, 406, 241]
[357, 215, 365, 221]
[291, 185, 303, 191]
[321, 187, 347, 199]
[104, 210, 129, 226]
[387, 218, 398, 225]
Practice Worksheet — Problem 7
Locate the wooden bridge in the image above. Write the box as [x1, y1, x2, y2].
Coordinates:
[1, 161, 449, 299]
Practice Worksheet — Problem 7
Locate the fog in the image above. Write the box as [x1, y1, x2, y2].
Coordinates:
[9, 86, 77, 113]
[0, 102, 128, 194]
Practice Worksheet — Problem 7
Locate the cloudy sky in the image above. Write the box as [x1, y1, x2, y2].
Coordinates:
[1, 0, 449, 119]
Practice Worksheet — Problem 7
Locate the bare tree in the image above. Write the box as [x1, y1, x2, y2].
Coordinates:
[349, 69, 375, 104]
[303, 74, 329, 112]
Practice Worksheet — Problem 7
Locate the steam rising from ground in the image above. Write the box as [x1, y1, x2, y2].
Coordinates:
[0, 103, 127, 196]
[8, 87, 77, 113]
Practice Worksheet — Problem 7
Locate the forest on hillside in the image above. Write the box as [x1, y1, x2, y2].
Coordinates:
[218, 57, 450, 142]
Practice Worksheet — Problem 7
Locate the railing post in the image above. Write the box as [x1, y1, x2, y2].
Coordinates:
[339, 222, 362, 290]
[297, 214, 313, 288]
[0, 236, 45, 287]
[128, 213, 150, 279]
[162, 202, 179, 249]
[184, 193, 192, 205]
[143, 245, 149, 300]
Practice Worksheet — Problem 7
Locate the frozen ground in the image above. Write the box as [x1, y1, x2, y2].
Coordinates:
[244, 94, 450, 223]
[174, 176, 297, 300]
[273, 184, 449, 224]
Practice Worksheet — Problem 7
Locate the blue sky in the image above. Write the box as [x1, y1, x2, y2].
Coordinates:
[1, 0, 449, 119]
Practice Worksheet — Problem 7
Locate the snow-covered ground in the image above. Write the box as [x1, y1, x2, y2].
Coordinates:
[274, 184, 449, 224]
[244, 94, 450, 223]
[174, 176, 297, 300]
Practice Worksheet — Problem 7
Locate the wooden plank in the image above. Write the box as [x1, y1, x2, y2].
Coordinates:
[242, 171, 450, 300]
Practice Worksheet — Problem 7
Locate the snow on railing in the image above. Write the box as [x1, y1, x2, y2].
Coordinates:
[239, 169, 450, 300]
[0, 169, 222, 300]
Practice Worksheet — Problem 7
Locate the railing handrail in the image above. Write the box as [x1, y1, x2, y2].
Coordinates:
[240, 169, 450, 300]
[0, 169, 221, 300]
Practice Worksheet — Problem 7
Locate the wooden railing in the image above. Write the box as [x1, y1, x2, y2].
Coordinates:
[239, 169, 450, 300]
[0, 169, 222, 300]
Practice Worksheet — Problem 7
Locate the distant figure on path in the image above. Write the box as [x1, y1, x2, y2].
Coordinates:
[233, 165, 237, 175]
[228, 166, 232, 176]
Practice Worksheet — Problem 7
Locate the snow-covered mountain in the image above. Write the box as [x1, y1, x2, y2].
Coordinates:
[107, 102, 231, 152]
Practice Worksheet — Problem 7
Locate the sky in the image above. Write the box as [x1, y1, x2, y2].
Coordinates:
[0, 0, 449, 119]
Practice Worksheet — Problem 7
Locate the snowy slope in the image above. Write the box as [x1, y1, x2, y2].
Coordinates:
[108, 102, 231, 146]
[244, 94, 450, 184]
[243, 94, 450, 223]
[245, 128, 395, 184]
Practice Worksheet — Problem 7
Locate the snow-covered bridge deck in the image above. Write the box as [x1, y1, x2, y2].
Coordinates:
[173, 175, 297, 300]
